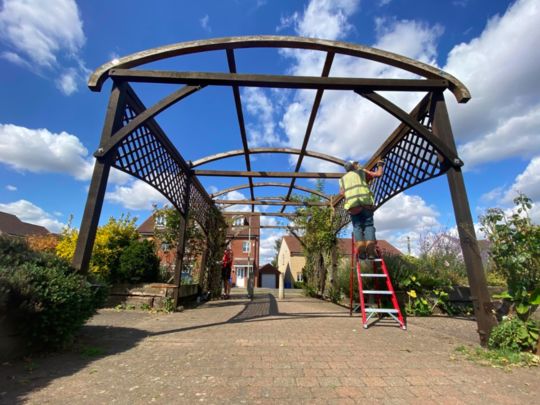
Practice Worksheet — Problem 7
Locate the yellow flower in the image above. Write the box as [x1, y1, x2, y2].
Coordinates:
[407, 290, 417, 298]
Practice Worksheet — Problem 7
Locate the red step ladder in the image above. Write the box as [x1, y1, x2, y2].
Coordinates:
[349, 237, 406, 330]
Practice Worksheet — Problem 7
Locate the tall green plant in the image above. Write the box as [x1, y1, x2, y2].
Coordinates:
[480, 194, 540, 320]
[293, 181, 341, 295]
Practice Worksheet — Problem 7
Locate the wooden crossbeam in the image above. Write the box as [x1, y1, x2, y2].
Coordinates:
[109, 69, 449, 91]
[214, 199, 327, 206]
[195, 170, 343, 178]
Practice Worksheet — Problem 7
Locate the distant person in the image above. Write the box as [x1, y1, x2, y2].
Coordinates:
[339, 159, 384, 260]
[221, 247, 233, 299]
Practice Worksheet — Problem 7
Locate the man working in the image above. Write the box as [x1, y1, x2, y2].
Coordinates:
[339, 159, 384, 260]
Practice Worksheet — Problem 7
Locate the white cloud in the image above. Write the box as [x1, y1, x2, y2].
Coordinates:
[503, 156, 540, 203]
[105, 180, 168, 211]
[200, 14, 211, 32]
[259, 229, 285, 264]
[6, 185, 17, 191]
[458, 106, 540, 167]
[0, 123, 92, 180]
[294, 0, 359, 40]
[0, 199, 64, 233]
[280, 15, 442, 170]
[0, 0, 87, 94]
[374, 193, 441, 254]
[444, 0, 540, 167]
[243, 88, 281, 146]
[0, 123, 132, 185]
[56, 68, 79, 95]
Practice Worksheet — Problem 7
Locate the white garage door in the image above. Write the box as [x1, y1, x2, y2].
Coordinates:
[261, 273, 276, 289]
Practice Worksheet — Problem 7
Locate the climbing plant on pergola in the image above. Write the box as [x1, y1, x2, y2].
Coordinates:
[72, 36, 496, 345]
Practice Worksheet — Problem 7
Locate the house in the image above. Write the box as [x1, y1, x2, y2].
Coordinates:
[137, 215, 176, 271]
[222, 212, 260, 288]
[0, 211, 50, 237]
[258, 263, 280, 289]
[137, 211, 261, 288]
[277, 236, 402, 288]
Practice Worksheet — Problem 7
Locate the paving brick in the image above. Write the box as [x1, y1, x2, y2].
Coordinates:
[1, 291, 539, 404]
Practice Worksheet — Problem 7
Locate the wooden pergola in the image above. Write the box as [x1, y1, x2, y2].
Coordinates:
[73, 36, 496, 344]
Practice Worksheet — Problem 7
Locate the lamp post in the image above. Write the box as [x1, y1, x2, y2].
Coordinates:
[244, 216, 254, 299]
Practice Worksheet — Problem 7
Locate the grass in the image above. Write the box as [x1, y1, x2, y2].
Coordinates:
[80, 346, 106, 358]
[454, 345, 540, 369]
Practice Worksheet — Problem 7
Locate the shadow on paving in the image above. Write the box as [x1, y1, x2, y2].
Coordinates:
[0, 293, 346, 403]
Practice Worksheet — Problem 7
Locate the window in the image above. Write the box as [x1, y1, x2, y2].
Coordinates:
[233, 216, 245, 227]
[161, 242, 170, 252]
[155, 215, 166, 229]
[296, 273, 303, 282]
[242, 241, 250, 253]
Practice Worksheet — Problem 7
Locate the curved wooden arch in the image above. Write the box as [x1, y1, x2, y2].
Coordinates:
[89, 35, 470, 103]
[210, 182, 330, 200]
[191, 147, 345, 168]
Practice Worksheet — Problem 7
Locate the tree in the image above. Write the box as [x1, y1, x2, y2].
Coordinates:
[56, 214, 139, 282]
[152, 206, 206, 282]
[293, 181, 341, 296]
[118, 239, 160, 282]
[271, 237, 282, 267]
[480, 194, 540, 320]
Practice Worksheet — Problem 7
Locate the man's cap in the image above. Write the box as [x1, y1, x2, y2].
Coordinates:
[343, 160, 357, 171]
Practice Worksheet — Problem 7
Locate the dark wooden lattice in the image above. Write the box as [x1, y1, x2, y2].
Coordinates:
[370, 112, 448, 207]
[109, 89, 224, 238]
[112, 101, 190, 216]
[334, 105, 450, 232]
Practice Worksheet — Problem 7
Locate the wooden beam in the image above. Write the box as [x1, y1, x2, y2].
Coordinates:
[194, 170, 343, 178]
[214, 199, 328, 206]
[210, 182, 330, 200]
[191, 147, 345, 168]
[223, 211, 297, 217]
[109, 69, 449, 92]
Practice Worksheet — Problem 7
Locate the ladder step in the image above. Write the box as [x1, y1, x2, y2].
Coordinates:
[361, 258, 382, 262]
[363, 290, 392, 295]
[360, 273, 387, 278]
[365, 308, 398, 313]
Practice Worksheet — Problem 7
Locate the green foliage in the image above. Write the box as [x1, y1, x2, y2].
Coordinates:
[488, 316, 540, 353]
[161, 297, 175, 313]
[455, 345, 539, 368]
[271, 237, 282, 268]
[56, 214, 139, 282]
[383, 254, 417, 291]
[152, 207, 206, 283]
[0, 235, 106, 351]
[117, 239, 160, 283]
[293, 181, 341, 295]
[480, 194, 540, 320]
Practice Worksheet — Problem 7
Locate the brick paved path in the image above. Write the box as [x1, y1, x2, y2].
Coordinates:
[1, 290, 538, 404]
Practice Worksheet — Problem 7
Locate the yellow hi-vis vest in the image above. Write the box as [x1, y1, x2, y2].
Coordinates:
[339, 170, 374, 210]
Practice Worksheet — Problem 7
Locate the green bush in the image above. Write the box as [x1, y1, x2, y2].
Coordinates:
[117, 239, 160, 283]
[0, 235, 106, 351]
[488, 316, 540, 353]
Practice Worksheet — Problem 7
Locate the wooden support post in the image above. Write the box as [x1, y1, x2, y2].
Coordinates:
[72, 82, 127, 273]
[172, 213, 188, 309]
[431, 91, 497, 346]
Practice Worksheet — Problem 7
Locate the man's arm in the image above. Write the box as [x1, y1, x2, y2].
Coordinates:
[363, 160, 384, 179]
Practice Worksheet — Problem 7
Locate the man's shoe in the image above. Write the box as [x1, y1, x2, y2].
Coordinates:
[366, 242, 378, 260]
[355, 241, 367, 260]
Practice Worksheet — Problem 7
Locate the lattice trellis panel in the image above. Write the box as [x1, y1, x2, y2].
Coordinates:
[334, 109, 450, 232]
[112, 101, 190, 215]
[369, 112, 449, 207]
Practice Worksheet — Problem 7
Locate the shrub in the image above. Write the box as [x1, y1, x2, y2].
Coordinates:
[0, 235, 106, 351]
[57, 215, 139, 282]
[117, 239, 160, 283]
[488, 316, 540, 353]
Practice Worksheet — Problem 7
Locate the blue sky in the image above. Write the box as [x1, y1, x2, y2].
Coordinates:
[1, 0, 539, 263]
